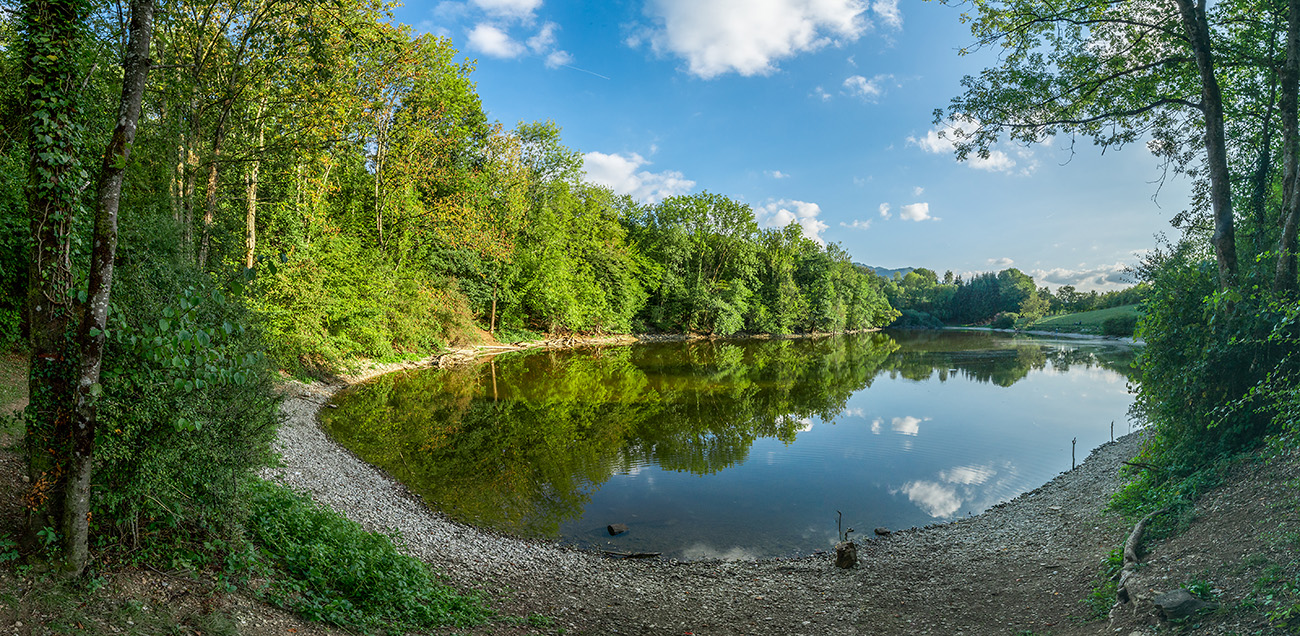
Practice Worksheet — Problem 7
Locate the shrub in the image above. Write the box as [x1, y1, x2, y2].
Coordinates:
[245, 481, 490, 630]
[891, 309, 944, 329]
[1101, 314, 1138, 337]
[991, 312, 1018, 329]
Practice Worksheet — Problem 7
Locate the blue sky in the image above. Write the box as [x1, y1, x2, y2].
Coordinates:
[395, 0, 1191, 291]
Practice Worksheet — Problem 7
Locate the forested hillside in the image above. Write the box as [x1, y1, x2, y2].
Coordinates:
[0, 1, 896, 373]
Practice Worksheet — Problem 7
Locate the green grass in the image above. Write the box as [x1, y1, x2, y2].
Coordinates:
[1030, 305, 1141, 335]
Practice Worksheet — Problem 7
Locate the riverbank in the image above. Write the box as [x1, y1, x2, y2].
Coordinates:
[267, 343, 1144, 635]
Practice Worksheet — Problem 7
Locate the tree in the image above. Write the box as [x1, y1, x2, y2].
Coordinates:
[22, 0, 154, 576]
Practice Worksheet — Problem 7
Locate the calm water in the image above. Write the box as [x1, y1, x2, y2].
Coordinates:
[322, 330, 1138, 560]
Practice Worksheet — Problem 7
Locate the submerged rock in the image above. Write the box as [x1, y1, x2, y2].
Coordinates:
[607, 523, 629, 536]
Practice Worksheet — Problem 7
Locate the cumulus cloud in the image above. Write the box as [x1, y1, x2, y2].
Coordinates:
[987, 257, 1014, 268]
[471, 0, 541, 19]
[900, 202, 933, 221]
[582, 151, 695, 204]
[843, 74, 893, 101]
[766, 169, 790, 179]
[913, 186, 924, 196]
[639, 0, 872, 78]
[755, 199, 830, 245]
[878, 202, 891, 219]
[468, 23, 526, 57]
[840, 219, 872, 230]
[813, 86, 833, 101]
[907, 120, 1024, 174]
[872, 0, 903, 29]
[545, 50, 574, 68]
[1031, 263, 1136, 291]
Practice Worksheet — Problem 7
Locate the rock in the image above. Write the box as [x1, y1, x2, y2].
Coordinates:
[874, 527, 891, 536]
[1153, 589, 1218, 621]
[607, 523, 629, 536]
[835, 541, 858, 569]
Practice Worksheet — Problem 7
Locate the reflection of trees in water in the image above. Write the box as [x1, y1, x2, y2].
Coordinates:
[883, 331, 1138, 386]
[321, 332, 1136, 538]
[322, 334, 899, 537]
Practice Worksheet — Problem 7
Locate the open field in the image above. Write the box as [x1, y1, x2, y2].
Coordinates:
[1031, 304, 1141, 334]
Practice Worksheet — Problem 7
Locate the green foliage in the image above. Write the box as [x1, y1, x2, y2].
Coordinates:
[1100, 314, 1138, 337]
[1083, 547, 1124, 619]
[891, 309, 944, 329]
[1031, 305, 1143, 335]
[84, 231, 281, 538]
[990, 312, 1018, 330]
[245, 481, 490, 630]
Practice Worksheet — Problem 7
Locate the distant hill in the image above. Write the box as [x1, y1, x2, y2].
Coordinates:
[854, 264, 915, 280]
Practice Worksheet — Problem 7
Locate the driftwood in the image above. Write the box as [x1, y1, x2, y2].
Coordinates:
[1115, 508, 1167, 605]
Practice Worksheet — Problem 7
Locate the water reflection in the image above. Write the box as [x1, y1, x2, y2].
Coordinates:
[322, 330, 1136, 557]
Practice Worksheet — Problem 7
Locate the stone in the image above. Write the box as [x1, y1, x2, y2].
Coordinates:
[1153, 589, 1218, 621]
[874, 527, 891, 536]
[607, 523, 629, 536]
[835, 541, 858, 569]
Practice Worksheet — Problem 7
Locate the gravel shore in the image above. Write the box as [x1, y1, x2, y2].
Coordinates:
[264, 356, 1144, 636]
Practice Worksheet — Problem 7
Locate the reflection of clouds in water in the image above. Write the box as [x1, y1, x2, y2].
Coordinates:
[680, 544, 759, 561]
[891, 416, 925, 436]
[895, 462, 1015, 518]
[895, 481, 962, 517]
[782, 415, 815, 433]
[870, 415, 929, 436]
[940, 464, 994, 485]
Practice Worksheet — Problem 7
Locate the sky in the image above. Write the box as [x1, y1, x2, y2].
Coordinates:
[394, 0, 1193, 291]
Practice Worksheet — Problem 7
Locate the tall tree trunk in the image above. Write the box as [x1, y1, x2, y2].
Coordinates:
[245, 99, 265, 269]
[1277, 0, 1300, 293]
[1175, 0, 1238, 291]
[63, 0, 154, 577]
[197, 101, 230, 269]
[21, 0, 89, 552]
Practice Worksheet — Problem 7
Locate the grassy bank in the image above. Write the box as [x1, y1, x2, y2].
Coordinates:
[1030, 304, 1141, 335]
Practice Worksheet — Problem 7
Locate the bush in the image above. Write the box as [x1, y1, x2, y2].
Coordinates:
[890, 309, 944, 329]
[991, 312, 1018, 329]
[245, 481, 490, 630]
[1101, 314, 1138, 337]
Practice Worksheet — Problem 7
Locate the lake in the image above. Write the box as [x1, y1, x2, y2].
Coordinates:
[321, 330, 1138, 560]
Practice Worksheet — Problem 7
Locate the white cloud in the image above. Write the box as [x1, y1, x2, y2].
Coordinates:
[913, 186, 924, 196]
[755, 199, 830, 245]
[527, 21, 558, 52]
[843, 73, 893, 101]
[840, 219, 872, 230]
[582, 151, 695, 204]
[907, 120, 1023, 174]
[813, 85, 833, 101]
[471, 0, 541, 19]
[640, 0, 871, 79]
[467, 23, 525, 57]
[545, 50, 574, 68]
[878, 202, 891, 219]
[766, 169, 790, 179]
[1031, 263, 1136, 291]
[900, 202, 933, 221]
[872, 0, 903, 29]
[988, 257, 1014, 267]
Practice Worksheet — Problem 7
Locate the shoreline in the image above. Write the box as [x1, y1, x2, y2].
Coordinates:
[265, 336, 1147, 634]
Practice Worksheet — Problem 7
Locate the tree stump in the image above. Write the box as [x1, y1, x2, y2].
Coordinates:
[835, 541, 858, 569]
